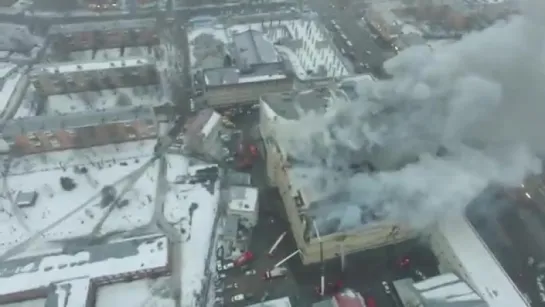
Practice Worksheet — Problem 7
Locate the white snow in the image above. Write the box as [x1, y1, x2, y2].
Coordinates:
[69, 47, 154, 62]
[96, 277, 175, 307]
[188, 19, 349, 78]
[0, 63, 25, 116]
[201, 112, 221, 138]
[0, 234, 168, 296]
[439, 213, 528, 307]
[35, 57, 152, 74]
[163, 155, 220, 306]
[56, 278, 92, 307]
[0, 140, 158, 250]
[0, 298, 46, 307]
[45, 85, 166, 114]
[13, 84, 37, 119]
[238, 74, 287, 83]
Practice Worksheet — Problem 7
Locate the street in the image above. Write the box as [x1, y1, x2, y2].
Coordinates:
[307, 0, 391, 75]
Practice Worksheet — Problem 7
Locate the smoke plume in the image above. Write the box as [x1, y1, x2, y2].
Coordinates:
[274, 2, 545, 234]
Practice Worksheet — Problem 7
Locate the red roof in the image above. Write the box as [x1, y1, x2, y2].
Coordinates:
[333, 289, 366, 307]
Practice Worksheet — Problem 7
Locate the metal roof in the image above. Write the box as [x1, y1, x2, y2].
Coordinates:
[393, 274, 488, 307]
[233, 29, 279, 66]
[1, 106, 155, 137]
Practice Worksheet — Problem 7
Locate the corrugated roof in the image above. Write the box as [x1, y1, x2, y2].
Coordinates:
[233, 29, 279, 66]
[1, 105, 155, 137]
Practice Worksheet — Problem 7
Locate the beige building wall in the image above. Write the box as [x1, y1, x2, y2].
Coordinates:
[259, 99, 415, 265]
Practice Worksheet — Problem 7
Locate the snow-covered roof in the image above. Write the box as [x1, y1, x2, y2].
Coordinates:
[0, 234, 168, 298]
[48, 18, 156, 35]
[47, 278, 91, 307]
[393, 273, 487, 306]
[203, 66, 287, 86]
[1, 105, 155, 137]
[440, 213, 529, 307]
[228, 186, 259, 213]
[201, 111, 221, 137]
[246, 296, 292, 307]
[261, 87, 332, 120]
[0, 63, 26, 116]
[32, 57, 154, 75]
[232, 29, 280, 66]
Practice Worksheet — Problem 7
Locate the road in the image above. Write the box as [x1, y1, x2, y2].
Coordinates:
[308, 0, 389, 75]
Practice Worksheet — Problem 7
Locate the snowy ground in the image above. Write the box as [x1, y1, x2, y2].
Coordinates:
[188, 18, 349, 79]
[45, 85, 166, 114]
[69, 46, 155, 62]
[0, 140, 157, 252]
[96, 277, 175, 307]
[0, 298, 46, 307]
[0, 64, 25, 116]
[163, 155, 220, 306]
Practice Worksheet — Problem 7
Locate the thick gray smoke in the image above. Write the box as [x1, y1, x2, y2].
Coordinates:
[273, 2, 545, 234]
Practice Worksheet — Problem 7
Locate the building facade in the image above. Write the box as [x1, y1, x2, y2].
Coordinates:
[31, 57, 158, 96]
[48, 19, 159, 51]
[259, 86, 414, 265]
[0, 106, 157, 156]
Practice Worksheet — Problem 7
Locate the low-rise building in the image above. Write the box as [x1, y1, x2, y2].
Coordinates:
[48, 18, 158, 52]
[31, 57, 158, 96]
[0, 105, 157, 155]
[184, 108, 223, 159]
[393, 273, 487, 307]
[194, 29, 294, 108]
[259, 76, 420, 265]
[227, 186, 259, 229]
[0, 234, 169, 305]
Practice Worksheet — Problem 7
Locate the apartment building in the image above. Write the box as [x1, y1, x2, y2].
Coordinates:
[48, 19, 158, 51]
[258, 79, 416, 265]
[0, 234, 169, 305]
[30, 57, 158, 96]
[0, 105, 157, 156]
[196, 29, 293, 108]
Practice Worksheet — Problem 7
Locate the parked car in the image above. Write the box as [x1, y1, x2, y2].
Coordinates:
[230, 293, 253, 303]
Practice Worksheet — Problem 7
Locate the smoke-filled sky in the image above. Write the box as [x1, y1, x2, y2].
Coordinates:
[274, 1, 545, 234]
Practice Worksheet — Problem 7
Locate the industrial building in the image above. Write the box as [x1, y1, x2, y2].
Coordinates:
[0, 105, 157, 155]
[258, 76, 418, 265]
[193, 29, 293, 108]
[30, 57, 159, 96]
[48, 19, 159, 52]
[0, 234, 169, 305]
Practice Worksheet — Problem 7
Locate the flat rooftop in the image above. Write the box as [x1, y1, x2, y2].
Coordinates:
[48, 18, 156, 35]
[261, 88, 332, 120]
[0, 140, 159, 249]
[0, 234, 168, 296]
[32, 57, 154, 75]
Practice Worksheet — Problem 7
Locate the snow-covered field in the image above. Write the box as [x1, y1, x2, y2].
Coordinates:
[96, 277, 174, 307]
[164, 155, 220, 306]
[45, 85, 165, 114]
[188, 18, 349, 79]
[69, 46, 155, 62]
[0, 140, 157, 252]
[0, 298, 46, 307]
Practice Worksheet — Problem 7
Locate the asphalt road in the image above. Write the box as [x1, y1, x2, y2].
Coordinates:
[308, 0, 389, 75]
